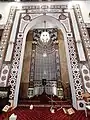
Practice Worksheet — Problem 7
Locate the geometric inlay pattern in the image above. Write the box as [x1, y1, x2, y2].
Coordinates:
[8, 36, 23, 99]
[3, 5, 84, 103]
[67, 36, 84, 100]
[0, 7, 16, 68]
[8, 8, 84, 100]
[74, 5, 90, 60]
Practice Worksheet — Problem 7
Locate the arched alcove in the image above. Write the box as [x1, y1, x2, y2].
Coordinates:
[19, 28, 71, 101]
[14, 14, 76, 108]
[17, 15, 72, 104]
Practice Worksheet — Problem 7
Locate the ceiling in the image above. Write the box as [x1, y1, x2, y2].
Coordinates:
[0, 0, 88, 2]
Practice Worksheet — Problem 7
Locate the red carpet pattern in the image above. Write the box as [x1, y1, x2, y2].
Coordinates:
[6, 107, 90, 120]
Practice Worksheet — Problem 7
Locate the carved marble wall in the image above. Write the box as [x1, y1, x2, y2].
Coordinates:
[0, 4, 89, 110]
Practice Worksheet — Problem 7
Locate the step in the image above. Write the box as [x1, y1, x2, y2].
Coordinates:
[18, 104, 72, 108]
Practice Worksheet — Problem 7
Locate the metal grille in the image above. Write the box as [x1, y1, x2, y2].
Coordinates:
[35, 51, 56, 81]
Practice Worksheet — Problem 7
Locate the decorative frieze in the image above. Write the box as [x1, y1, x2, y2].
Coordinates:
[22, 5, 68, 10]
[23, 5, 67, 14]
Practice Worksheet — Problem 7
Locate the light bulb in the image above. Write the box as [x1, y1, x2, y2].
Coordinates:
[43, 52, 47, 57]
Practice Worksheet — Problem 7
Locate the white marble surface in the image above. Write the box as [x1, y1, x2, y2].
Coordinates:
[86, 105, 90, 109]
[70, 9, 86, 61]
[76, 42, 86, 61]
[5, 11, 21, 61]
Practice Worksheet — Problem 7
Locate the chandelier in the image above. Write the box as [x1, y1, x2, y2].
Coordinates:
[40, 31, 50, 43]
[40, 21, 50, 43]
